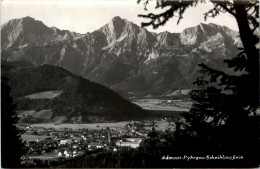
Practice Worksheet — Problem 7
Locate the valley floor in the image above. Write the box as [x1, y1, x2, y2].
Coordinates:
[19, 98, 186, 167]
[133, 98, 191, 111]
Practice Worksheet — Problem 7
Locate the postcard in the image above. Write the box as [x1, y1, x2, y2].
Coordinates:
[1, 0, 259, 168]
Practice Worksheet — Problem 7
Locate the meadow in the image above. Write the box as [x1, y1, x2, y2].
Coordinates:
[24, 90, 63, 99]
[31, 121, 130, 130]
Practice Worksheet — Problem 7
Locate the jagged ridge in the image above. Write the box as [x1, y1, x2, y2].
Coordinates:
[1, 16, 241, 96]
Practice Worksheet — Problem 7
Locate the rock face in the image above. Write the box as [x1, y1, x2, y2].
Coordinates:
[1, 16, 241, 96]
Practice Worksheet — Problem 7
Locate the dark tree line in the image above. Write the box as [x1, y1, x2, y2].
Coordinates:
[1, 76, 27, 168]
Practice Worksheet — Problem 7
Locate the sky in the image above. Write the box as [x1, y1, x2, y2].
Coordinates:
[1, 0, 239, 34]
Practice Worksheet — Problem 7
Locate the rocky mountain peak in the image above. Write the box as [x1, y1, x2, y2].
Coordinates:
[179, 22, 240, 46]
[1, 16, 55, 48]
[111, 16, 125, 23]
[98, 16, 125, 44]
[2, 16, 35, 26]
[1, 16, 241, 96]
[109, 16, 126, 28]
[155, 31, 180, 48]
[1, 16, 84, 49]
[21, 16, 36, 23]
[8, 16, 48, 31]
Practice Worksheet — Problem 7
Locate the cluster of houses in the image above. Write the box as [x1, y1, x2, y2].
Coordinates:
[23, 125, 139, 158]
[58, 150, 77, 158]
[22, 128, 85, 157]
[21, 119, 176, 164]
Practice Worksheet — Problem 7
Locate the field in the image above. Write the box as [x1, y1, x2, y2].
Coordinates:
[133, 99, 191, 111]
[30, 119, 176, 131]
[18, 99, 190, 131]
[24, 90, 63, 99]
[22, 134, 50, 142]
[52, 116, 68, 124]
[30, 155, 60, 160]
[18, 109, 53, 120]
[31, 121, 130, 130]
[257, 108, 260, 115]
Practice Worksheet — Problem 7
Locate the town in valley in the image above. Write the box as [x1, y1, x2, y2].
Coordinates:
[19, 116, 177, 166]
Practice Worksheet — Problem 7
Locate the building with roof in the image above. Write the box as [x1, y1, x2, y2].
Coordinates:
[88, 142, 103, 150]
[116, 138, 142, 148]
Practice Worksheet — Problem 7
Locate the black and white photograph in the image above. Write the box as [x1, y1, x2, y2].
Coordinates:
[1, 0, 259, 168]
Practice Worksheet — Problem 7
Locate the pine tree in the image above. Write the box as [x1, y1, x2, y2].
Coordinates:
[1, 76, 27, 168]
[138, 0, 260, 167]
[175, 49, 260, 166]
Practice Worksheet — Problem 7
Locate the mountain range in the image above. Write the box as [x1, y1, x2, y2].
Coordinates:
[1, 16, 241, 97]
